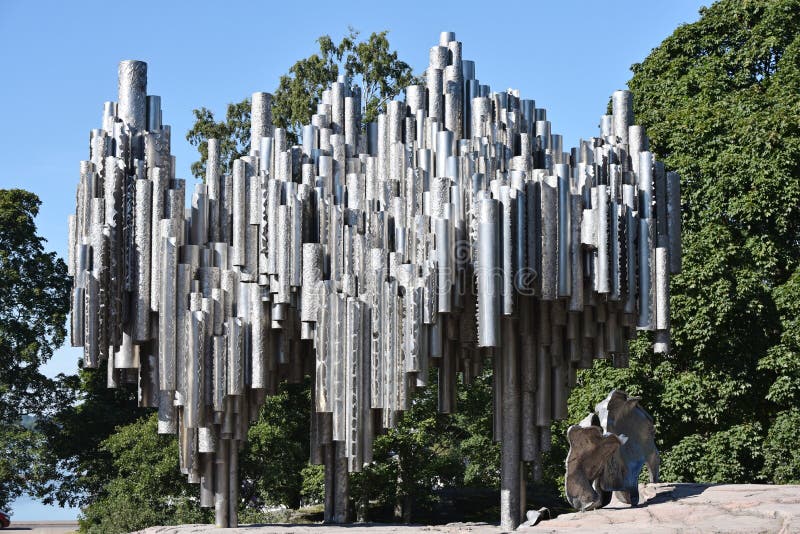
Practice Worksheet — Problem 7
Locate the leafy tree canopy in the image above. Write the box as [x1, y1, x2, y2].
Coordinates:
[186, 29, 417, 179]
[0, 189, 70, 509]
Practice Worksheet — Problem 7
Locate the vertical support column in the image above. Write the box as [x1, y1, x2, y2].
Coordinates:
[500, 317, 522, 530]
[324, 443, 335, 522]
[323, 440, 350, 523]
[214, 438, 229, 527]
[334, 441, 349, 523]
[228, 441, 239, 527]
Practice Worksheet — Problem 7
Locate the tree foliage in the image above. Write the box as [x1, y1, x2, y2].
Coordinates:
[186, 29, 417, 179]
[272, 29, 417, 139]
[0, 189, 70, 510]
[79, 413, 211, 534]
[240, 381, 311, 510]
[561, 0, 800, 485]
[185, 100, 251, 181]
[33, 361, 146, 508]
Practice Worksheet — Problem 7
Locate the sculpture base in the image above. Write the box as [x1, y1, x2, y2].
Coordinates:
[131, 484, 800, 533]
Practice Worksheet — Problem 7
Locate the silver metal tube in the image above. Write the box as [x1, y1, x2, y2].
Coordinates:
[477, 199, 499, 347]
[568, 194, 584, 311]
[427, 68, 443, 124]
[227, 317, 244, 395]
[435, 217, 452, 314]
[638, 217, 653, 329]
[595, 184, 610, 293]
[159, 236, 177, 390]
[612, 90, 633, 143]
[186, 310, 205, 428]
[84, 273, 99, 368]
[214, 439, 229, 527]
[133, 179, 152, 341]
[541, 175, 558, 300]
[232, 160, 246, 266]
[250, 92, 273, 155]
[250, 283, 265, 388]
[655, 246, 670, 332]
[667, 171, 682, 273]
[624, 185, 639, 315]
[117, 60, 147, 130]
[500, 185, 514, 315]
[556, 164, 571, 297]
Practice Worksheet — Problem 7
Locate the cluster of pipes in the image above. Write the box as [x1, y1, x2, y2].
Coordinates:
[68, 31, 680, 530]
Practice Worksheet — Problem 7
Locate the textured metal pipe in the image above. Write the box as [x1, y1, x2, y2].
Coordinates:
[214, 438, 230, 527]
[186, 310, 205, 428]
[655, 246, 670, 332]
[556, 164, 571, 298]
[227, 317, 244, 396]
[250, 92, 273, 156]
[435, 217, 452, 314]
[638, 217, 653, 329]
[250, 283, 265, 388]
[477, 198, 499, 347]
[612, 90, 633, 144]
[667, 171, 681, 273]
[623, 185, 639, 315]
[427, 68, 444, 124]
[499, 185, 514, 315]
[541, 176, 558, 300]
[117, 60, 147, 130]
[159, 235, 177, 390]
[133, 179, 152, 341]
[595, 184, 610, 293]
[568, 194, 584, 311]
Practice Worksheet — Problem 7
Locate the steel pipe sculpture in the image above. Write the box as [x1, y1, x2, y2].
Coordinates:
[68, 32, 680, 530]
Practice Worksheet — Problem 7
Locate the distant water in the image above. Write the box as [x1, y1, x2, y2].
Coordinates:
[8, 495, 79, 521]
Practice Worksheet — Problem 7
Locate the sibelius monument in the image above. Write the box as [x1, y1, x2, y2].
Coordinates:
[67, 31, 680, 530]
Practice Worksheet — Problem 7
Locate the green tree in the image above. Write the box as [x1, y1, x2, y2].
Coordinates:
[186, 29, 417, 179]
[185, 99, 251, 181]
[240, 380, 312, 510]
[559, 0, 800, 485]
[33, 361, 147, 509]
[0, 189, 70, 510]
[71, 380, 312, 531]
[79, 413, 211, 534]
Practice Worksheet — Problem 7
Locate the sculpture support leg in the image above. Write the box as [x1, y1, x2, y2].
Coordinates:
[214, 438, 229, 527]
[324, 441, 349, 523]
[501, 318, 522, 530]
[334, 441, 349, 523]
[324, 443, 334, 522]
[228, 441, 239, 527]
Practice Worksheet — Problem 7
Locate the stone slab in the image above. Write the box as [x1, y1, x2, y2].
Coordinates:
[133, 483, 800, 534]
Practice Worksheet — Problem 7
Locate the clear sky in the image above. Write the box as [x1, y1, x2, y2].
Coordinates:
[0, 0, 708, 520]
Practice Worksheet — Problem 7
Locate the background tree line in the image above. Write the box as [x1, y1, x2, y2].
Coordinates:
[2, 2, 799, 531]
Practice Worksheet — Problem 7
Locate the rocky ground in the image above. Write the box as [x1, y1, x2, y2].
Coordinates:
[134, 483, 800, 534]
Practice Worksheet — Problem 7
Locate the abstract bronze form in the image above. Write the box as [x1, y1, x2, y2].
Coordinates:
[68, 32, 680, 530]
[565, 390, 659, 511]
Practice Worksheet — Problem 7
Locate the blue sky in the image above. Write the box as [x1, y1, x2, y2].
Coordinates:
[0, 0, 708, 520]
